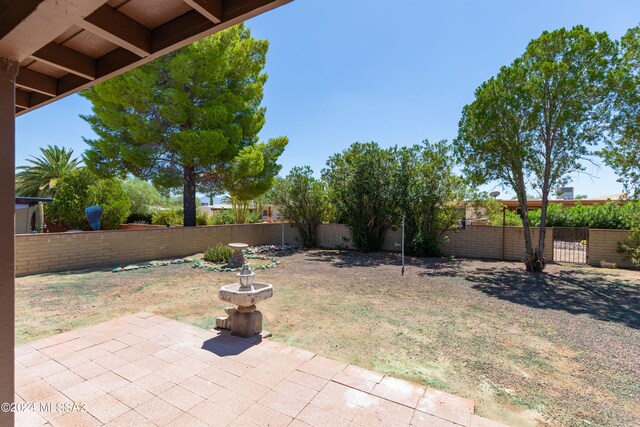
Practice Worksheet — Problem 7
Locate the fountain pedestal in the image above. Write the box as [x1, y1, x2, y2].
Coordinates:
[216, 264, 273, 338]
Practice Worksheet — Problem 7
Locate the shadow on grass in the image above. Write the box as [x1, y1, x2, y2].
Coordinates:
[466, 268, 640, 329]
[303, 249, 463, 277]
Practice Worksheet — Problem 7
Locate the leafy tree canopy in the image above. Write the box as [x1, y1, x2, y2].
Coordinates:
[120, 176, 164, 216]
[81, 24, 278, 226]
[271, 166, 330, 247]
[455, 25, 616, 271]
[323, 142, 397, 252]
[600, 26, 640, 197]
[46, 168, 131, 230]
[392, 140, 470, 256]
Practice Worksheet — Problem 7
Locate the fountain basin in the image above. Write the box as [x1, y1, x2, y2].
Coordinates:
[219, 282, 273, 308]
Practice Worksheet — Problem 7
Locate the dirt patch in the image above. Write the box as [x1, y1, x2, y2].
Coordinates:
[16, 250, 640, 426]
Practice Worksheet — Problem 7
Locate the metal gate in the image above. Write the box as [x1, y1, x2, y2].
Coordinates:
[552, 227, 589, 264]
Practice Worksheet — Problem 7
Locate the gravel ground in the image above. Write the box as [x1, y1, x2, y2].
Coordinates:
[16, 249, 640, 426]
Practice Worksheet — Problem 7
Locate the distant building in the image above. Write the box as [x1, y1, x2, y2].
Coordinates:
[556, 187, 574, 200]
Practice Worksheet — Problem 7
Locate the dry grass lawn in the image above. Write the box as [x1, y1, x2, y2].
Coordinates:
[15, 249, 640, 427]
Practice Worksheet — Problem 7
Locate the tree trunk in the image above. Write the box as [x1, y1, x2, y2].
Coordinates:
[183, 166, 197, 227]
[517, 176, 544, 272]
[537, 190, 549, 273]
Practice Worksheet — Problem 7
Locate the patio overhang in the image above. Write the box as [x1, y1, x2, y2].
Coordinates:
[1, 0, 293, 116]
[0, 1, 292, 425]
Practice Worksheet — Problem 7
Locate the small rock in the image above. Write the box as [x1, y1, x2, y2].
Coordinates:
[123, 265, 139, 271]
[183, 257, 193, 262]
[171, 259, 184, 264]
[112, 267, 123, 273]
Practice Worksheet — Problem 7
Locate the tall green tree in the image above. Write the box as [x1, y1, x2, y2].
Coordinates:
[271, 166, 329, 247]
[393, 140, 469, 257]
[455, 26, 615, 272]
[600, 26, 640, 197]
[81, 24, 269, 226]
[222, 136, 288, 223]
[120, 177, 164, 216]
[323, 142, 396, 252]
[15, 145, 81, 197]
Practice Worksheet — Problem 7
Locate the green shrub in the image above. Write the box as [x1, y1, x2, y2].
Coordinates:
[488, 208, 523, 226]
[197, 213, 208, 225]
[203, 244, 233, 263]
[151, 209, 207, 226]
[46, 168, 131, 230]
[271, 167, 329, 247]
[152, 209, 183, 226]
[247, 212, 263, 223]
[120, 177, 163, 216]
[618, 209, 640, 266]
[126, 213, 153, 224]
[208, 210, 235, 225]
[527, 201, 637, 229]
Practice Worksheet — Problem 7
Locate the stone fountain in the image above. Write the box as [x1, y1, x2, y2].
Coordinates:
[216, 263, 273, 337]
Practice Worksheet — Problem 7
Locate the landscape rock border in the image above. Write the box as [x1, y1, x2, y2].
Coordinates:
[111, 254, 280, 273]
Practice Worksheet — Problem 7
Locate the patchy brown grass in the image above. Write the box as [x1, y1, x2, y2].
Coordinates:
[16, 250, 640, 427]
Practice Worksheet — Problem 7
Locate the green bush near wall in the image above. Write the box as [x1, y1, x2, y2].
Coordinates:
[527, 201, 639, 229]
[46, 169, 131, 230]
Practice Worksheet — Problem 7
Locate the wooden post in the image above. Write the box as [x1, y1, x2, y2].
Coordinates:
[0, 57, 18, 427]
[502, 206, 506, 260]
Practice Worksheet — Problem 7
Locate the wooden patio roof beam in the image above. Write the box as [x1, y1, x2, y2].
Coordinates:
[30, 43, 96, 80]
[15, 67, 57, 97]
[183, 0, 223, 24]
[79, 5, 152, 58]
[15, 88, 53, 108]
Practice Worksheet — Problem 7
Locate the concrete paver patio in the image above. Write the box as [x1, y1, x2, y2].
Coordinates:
[14, 313, 504, 426]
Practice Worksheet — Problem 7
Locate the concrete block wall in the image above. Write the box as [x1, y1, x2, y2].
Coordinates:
[441, 226, 553, 261]
[15, 223, 636, 276]
[588, 229, 635, 268]
[16, 223, 299, 277]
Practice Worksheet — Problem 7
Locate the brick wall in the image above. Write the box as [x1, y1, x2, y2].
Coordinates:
[15, 223, 635, 276]
[16, 223, 300, 277]
[587, 229, 634, 268]
[313, 224, 553, 261]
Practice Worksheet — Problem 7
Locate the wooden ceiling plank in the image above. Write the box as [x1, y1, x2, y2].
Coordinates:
[80, 5, 151, 57]
[31, 43, 96, 80]
[29, 92, 53, 108]
[15, 88, 53, 108]
[56, 74, 92, 95]
[151, 10, 213, 53]
[183, 0, 223, 24]
[97, 47, 141, 77]
[15, 67, 57, 97]
[15, 89, 30, 109]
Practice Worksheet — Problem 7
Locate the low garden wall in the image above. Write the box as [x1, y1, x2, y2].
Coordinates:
[15, 223, 635, 276]
[313, 223, 553, 261]
[15, 223, 299, 276]
[588, 229, 634, 268]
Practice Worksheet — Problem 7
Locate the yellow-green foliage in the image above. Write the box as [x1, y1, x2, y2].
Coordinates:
[203, 244, 233, 263]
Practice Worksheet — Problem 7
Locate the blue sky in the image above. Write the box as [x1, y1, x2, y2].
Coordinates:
[16, 0, 640, 199]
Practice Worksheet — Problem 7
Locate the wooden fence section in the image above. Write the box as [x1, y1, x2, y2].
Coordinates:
[15, 224, 635, 276]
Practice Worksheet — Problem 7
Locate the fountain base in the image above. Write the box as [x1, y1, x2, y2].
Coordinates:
[216, 306, 263, 338]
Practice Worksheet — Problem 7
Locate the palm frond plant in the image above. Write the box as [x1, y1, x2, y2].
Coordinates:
[15, 145, 81, 197]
